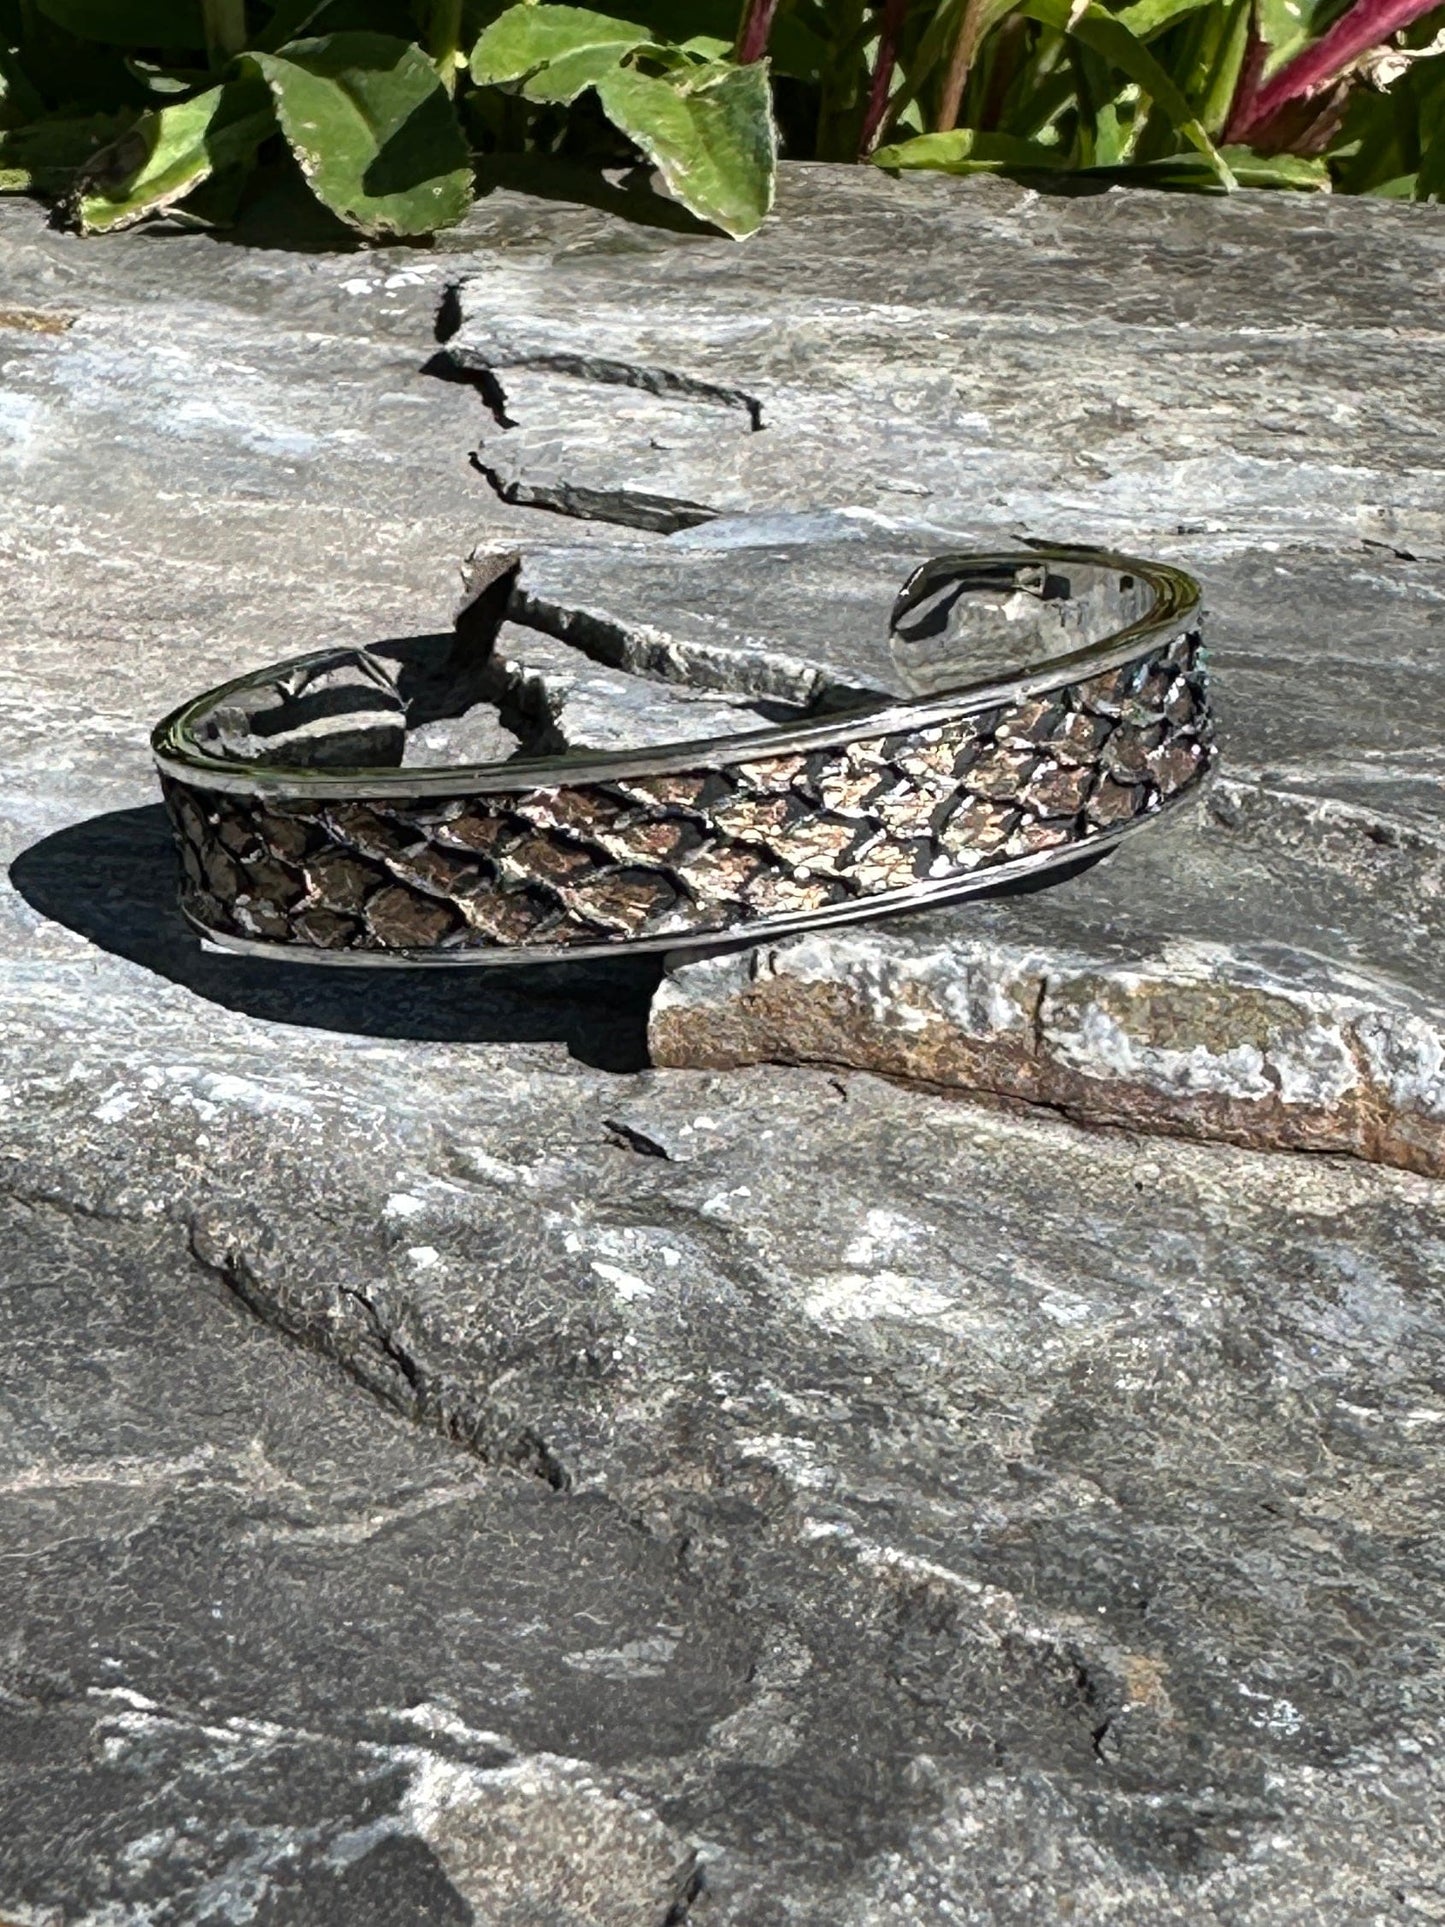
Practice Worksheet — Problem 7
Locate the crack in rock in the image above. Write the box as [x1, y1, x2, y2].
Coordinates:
[474, 452, 721, 534]
[188, 1212, 581, 1492]
[444, 335, 766, 430]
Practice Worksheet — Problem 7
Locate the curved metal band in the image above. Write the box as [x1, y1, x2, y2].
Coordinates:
[152, 547, 1213, 967]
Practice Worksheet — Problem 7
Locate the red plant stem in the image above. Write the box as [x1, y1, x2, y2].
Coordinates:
[860, 0, 911, 154]
[736, 0, 783, 63]
[1227, 0, 1442, 139]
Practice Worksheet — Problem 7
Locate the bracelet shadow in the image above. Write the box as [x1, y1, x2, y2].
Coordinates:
[10, 805, 661, 1075]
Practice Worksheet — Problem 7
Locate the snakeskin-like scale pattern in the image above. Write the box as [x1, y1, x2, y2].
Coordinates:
[163, 634, 1211, 954]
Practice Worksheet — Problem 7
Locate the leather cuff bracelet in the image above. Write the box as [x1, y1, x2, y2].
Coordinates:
[152, 546, 1213, 967]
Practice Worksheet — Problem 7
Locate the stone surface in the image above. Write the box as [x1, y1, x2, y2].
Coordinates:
[482, 618, 778, 752]
[0, 1197, 743, 1926]
[3, 165, 1445, 1924]
[449, 165, 1445, 556]
[3, 1018, 1445, 1922]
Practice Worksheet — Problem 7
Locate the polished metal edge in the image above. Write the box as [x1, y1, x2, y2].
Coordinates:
[152, 549, 1202, 803]
[175, 786, 1201, 969]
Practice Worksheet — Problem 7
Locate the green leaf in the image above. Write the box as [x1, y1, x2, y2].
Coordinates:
[872, 127, 1066, 171]
[1113, 145, 1330, 187]
[1191, 0, 1252, 140]
[469, 3, 652, 85]
[1112, 0, 1215, 39]
[1254, 0, 1351, 76]
[33, 0, 206, 46]
[1070, 41, 1137, 166]
[0, 109, 133, 193]
[1210, 145, 1328, 188]
[74, 76, 273, 230]
[594, 55, 776, 237]
[245, 32, 473, 236]
[517, 38, 656, 102]
[1017, 0, 1236, 185]
[124, 59, 208, 96]
[872, 132, 1323, 193]
[465, 0, 777, 233]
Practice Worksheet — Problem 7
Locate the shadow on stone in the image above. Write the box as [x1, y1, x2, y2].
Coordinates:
[473, 155, 717, 237]
[202, 154, 368, 254]
[10, 806, 661, 1072]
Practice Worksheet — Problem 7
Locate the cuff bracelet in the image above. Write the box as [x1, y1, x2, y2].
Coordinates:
[152, 546, 1214, 968]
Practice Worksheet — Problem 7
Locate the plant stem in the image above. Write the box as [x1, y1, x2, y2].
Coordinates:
[427, 0, 464, 92]
[937, 0, 1013, 131]
[203, 0, 247, 68]
[1227, 0, 1442, 139]
[736, 0, 783, 64]
[859, 0, 910, 154]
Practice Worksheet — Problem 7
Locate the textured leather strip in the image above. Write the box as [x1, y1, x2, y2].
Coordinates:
[155, 587, 1214, 965]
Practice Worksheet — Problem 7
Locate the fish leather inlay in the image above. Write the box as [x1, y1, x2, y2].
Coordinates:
[161, 631, 1213, 957]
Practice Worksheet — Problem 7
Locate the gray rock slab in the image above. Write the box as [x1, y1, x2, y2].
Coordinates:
[496, 521, 923, 707]
[449, 166, 1445, 556]
[3, 166, 1445, 1923]
[2, 975, 1444, 1920]
[483, 617, 778, 752]
[0, 1196, 745, 1926]
[653, 793, 1445, 1178]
